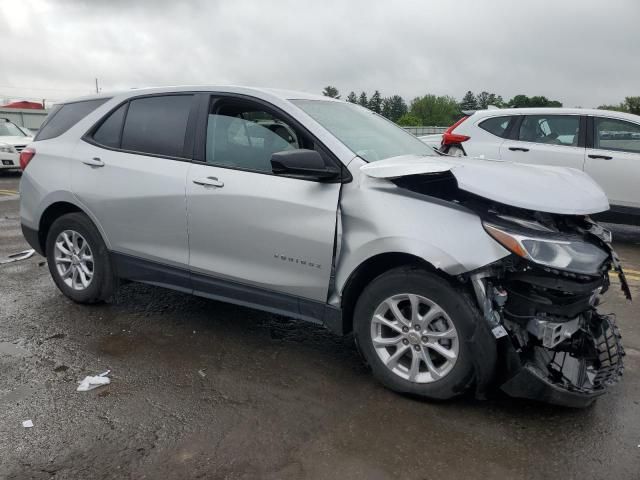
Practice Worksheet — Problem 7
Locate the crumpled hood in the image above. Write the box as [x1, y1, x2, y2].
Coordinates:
[360, 155, 609, 215]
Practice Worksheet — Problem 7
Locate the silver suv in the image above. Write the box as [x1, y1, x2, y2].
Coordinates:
[19, 86, 629, 407]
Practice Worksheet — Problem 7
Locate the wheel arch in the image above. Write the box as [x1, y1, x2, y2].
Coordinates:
[339, 252, 454, 335]
[37, 201, 108, 255]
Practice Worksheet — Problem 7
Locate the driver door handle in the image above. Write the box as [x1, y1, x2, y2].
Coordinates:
[588, 154, 613, 160]
[193, 176, 224, 188]
[82, 157, 105, 167]
[508, 147, 530, 152]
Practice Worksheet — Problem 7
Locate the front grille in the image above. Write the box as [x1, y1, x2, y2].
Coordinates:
[13, 145, 26, 153]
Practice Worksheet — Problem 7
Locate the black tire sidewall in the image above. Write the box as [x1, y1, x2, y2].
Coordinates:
[45, 212, 112, 303]
[354, 268, 478, 400]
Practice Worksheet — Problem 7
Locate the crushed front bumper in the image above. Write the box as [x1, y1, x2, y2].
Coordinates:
[500, 363, 604, 408]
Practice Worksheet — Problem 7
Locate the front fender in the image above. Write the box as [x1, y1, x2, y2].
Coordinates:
[334, 174, 509, 296]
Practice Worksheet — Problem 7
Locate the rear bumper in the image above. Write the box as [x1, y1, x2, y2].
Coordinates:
[500, 363, 604, 408]
[21, 223, 43, 255]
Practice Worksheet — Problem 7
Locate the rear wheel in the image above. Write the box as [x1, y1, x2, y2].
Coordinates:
[445, 145, 465, 157]
[46, 212, 114, 303]
[354, 267, 477, 399]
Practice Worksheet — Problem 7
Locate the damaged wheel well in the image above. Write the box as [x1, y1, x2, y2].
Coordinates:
[340, 252, 452, 334]
[38, 202, 83, 253]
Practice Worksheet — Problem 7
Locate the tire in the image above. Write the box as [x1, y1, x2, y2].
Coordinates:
[593, 314, 625, 387]
[445, 145, 465, 157]
[354, 267, 478, 400]
[45, 212, 114, 303]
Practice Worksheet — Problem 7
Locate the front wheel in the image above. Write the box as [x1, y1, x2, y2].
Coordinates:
[354, 267, 479, 399]
[46, 212, 114, 303]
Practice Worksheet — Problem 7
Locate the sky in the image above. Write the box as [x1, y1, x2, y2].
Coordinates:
[0, 0, 638, 108]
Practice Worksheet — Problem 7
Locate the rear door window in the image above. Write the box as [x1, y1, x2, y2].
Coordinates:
[518, 115, 580, 146]
[478, 116, 513, 138]
[594, 117, 640, 154]
[35, 99, 108, 141]
[121, 95, 193, 158]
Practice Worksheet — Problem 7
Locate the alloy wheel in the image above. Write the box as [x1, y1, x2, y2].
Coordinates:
[54, 229, 94, 291]
[370, 293, 459, 383]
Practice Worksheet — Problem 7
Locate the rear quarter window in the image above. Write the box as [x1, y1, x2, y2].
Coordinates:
[478, 116, 513, 138]
[35, 98, 108, 141]
[92, 103, 128, 148]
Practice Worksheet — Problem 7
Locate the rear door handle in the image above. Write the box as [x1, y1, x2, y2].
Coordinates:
[82, 157, 105, 167]
[508, 147, 530, 152]
[588, 154, 613, 160]
[193, 176, 224, 188]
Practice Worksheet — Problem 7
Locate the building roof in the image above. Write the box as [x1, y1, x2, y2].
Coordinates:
[1, 100, 45, 109]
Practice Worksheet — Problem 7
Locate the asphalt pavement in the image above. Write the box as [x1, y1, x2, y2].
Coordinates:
[1, 172, 639, 479]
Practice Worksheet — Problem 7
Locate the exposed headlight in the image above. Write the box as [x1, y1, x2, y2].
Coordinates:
[0, 143, 15, 153]
[483, 222, 608, 275]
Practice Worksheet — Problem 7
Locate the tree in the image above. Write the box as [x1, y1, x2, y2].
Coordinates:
[529, 95, 561, 107]
[476, 91, 504, 109]
[508, 94, 530, 108]
[322, 86, 340, 99]
[409, 94, 460, 126]
[624, 96, 640, 115]
[597, 103, 627, 112]
[507, 94, 562, 108]
[358, 92, 368, 107]
[346, 91, 358, 103]
[460, 91, 478, 110]
[598, 97, 640, 114]
[381, 95, 408, 122]
[368, 90, 382, 114]
[381, 97, 393, 119]
[397, 113, 422, 126]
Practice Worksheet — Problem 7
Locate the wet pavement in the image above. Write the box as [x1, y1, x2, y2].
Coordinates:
[1, 172, 639, 479]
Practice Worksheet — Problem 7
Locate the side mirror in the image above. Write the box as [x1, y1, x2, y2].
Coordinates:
[271, 149, 341, 181]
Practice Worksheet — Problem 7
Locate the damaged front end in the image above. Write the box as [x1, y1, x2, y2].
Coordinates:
[468, 213, 627, 407]
[360, 155, 629, 407]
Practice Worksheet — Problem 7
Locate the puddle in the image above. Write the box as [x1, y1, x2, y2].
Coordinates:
[98, 334, 140, 356]
[0, 341, 30, 357]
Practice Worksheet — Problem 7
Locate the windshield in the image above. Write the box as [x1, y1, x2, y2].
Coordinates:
[0, 121, 27, 137]
[292, 100, 435, 162]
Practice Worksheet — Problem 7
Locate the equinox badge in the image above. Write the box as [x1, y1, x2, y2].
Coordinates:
[274, 253, 321, 269]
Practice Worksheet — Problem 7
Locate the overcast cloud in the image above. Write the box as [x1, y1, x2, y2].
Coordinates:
[0, 0, 638, 107]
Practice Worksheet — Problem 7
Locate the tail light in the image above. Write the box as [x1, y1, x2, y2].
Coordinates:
[441, 116, 470, 146]
[19, 147, 35, 170]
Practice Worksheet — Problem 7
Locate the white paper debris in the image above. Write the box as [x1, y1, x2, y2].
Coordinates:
[77, 370, 111, 392]
[0, 249, 35, 265]
[22, 420, 33, 428]
[198, 369, 206, 378]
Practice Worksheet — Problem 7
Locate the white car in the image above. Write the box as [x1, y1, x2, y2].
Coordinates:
[0, 118, 34, 170]
[427, 108, 640, 224]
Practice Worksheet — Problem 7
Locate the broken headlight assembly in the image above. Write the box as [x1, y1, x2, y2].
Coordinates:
[483, 222, 608, 275]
